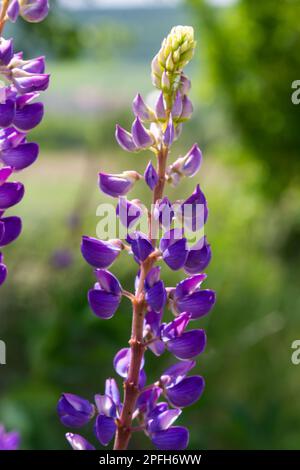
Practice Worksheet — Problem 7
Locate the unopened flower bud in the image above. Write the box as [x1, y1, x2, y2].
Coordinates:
[19, 0, 49, 23]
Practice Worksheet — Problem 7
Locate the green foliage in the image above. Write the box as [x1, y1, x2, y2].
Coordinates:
[188, 0, 300, 196]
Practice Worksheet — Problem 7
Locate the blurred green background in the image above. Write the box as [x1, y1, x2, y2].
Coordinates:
[1, 0, 300, 450]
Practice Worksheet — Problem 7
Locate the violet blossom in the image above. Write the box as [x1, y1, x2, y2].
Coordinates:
[59, 25, 216, 450]
[0, 0, 49, 286]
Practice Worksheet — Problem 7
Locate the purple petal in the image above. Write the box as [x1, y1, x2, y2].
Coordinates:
[99, 171, 139, 198]
[115, 125, 137, 152]
[180, 95, 193, 120]
[132, 93, 152, 121]
[116, 197, 142, 228]
[130, 232, 154, 262]
[113, 348, 131, 378]
[145, 280, 166, 312]
[66, 433, 95, 451]
[180, 184, 208, 232]
[0, 166, 12, 183]
[20, 0, 49, 23]
[161, 312, 191, 341]
[0, 427, 20, 450]
[144, 160, 158, 190]
[113, 347, 144, 378]
[180, 74, 191, 94]
[184, 238, 211, 274]
[13, 102, 44, 131]
[81, 236, 121, 269]
[172, 91, 183, 119]
[13, 73, 50, 93]
[94, 394, 116, 418]
[161, 360, 196, 387]
[0, 127, 25, 150]
[163, 115, 175, 147]
[155, 92, 166, 120]
[105, 378, 120, 407]
[0, 216, 22, 246]
[166, 329, 207, 360]
[154, 197, 174, 229]
[1, 142, 39, 170]
[137, 386, 161, 414]
[182, 143, 202, 176]
[148, 408, 181, 433]
[94, 269, 122, 295]
[145, 266, 161, 289]
[162, 238, 188, 271]
[160, 228, 184, 252]
[0, 262, 7, 286]
[166, 376, 205, 407]
[0, 99, 15, 127]
[0, 38, 13, 65]
[7, 0, 20, 22]
[21, 56, 45, 74]
[94, 414, 116, 447]
[88, 288, 121, 319]
[176, 290, 216, 319]
[131, 117, 154, 148]
[174, 273, 207, 299]
[0, 182, 24, 209]
[57, 393, 94, 428]
[152, 426, 189, 450]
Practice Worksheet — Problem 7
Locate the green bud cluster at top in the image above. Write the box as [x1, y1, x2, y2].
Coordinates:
[151, 25, 196, 109]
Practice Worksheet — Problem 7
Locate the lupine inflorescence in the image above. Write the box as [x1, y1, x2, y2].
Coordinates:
[58, 25, 216, 451]
[0, 0, 49, 286]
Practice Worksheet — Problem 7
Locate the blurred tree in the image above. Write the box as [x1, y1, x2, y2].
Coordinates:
[188, 0, 300, 197]
[13, 0, 82, 59]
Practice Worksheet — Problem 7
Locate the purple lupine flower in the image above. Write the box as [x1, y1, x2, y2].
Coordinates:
[128, 231, 154, 263]
[184, 236, 212, 274]
[19, 0, 49, 23]
[116, 196, 142, 228]
[57, 393, 95, 427]
[66, 433, 95, 451]
[88, 269, 122, 319]
[144, 160, 158, 191]
[115, 124, 137, 152]
[155, 92, 166, 120]
[160, 228, 188, 270]
[132, 93, 153, 121]
[7, 0, 20, 23]
[62, 25, 215, 451]
[0, 12, 49, 286]
[131, 117, 154, 149]
[99, 171, 141, 197]
[170, 274, 216, 319]
[81, 236, 122, 268]
[153, 196, 174, 229]
[180, 95, 193, 120]
[179, 184, 208, 232]
[144, 266, 166, 312]
[0, 425, 20, 450]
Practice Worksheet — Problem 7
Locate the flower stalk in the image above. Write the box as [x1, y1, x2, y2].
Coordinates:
[58, 25, 216, 452]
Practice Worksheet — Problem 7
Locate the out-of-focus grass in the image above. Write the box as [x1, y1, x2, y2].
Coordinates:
[1, 144, 300, 449]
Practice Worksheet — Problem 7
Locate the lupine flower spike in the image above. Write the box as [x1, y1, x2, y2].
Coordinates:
[59, 25, 216, 451]
[0, 0, 49, 286]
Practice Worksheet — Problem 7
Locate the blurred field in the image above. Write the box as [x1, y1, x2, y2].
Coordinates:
[1, 0, 300, 451]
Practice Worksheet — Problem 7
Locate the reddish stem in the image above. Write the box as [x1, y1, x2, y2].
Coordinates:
[113, 146, 168, 450]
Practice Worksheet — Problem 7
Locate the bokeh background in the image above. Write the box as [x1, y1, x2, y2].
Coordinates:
[1, 0, 300, 450]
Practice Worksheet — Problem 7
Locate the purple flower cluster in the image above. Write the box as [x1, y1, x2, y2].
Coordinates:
[58, 25, 216, 450]
[0, 1, 49, 286]
[0, 424, 20, 450]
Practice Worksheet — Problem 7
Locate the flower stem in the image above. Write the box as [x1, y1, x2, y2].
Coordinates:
[113, 147, 168, 450]
[0, 0, 10, 34]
